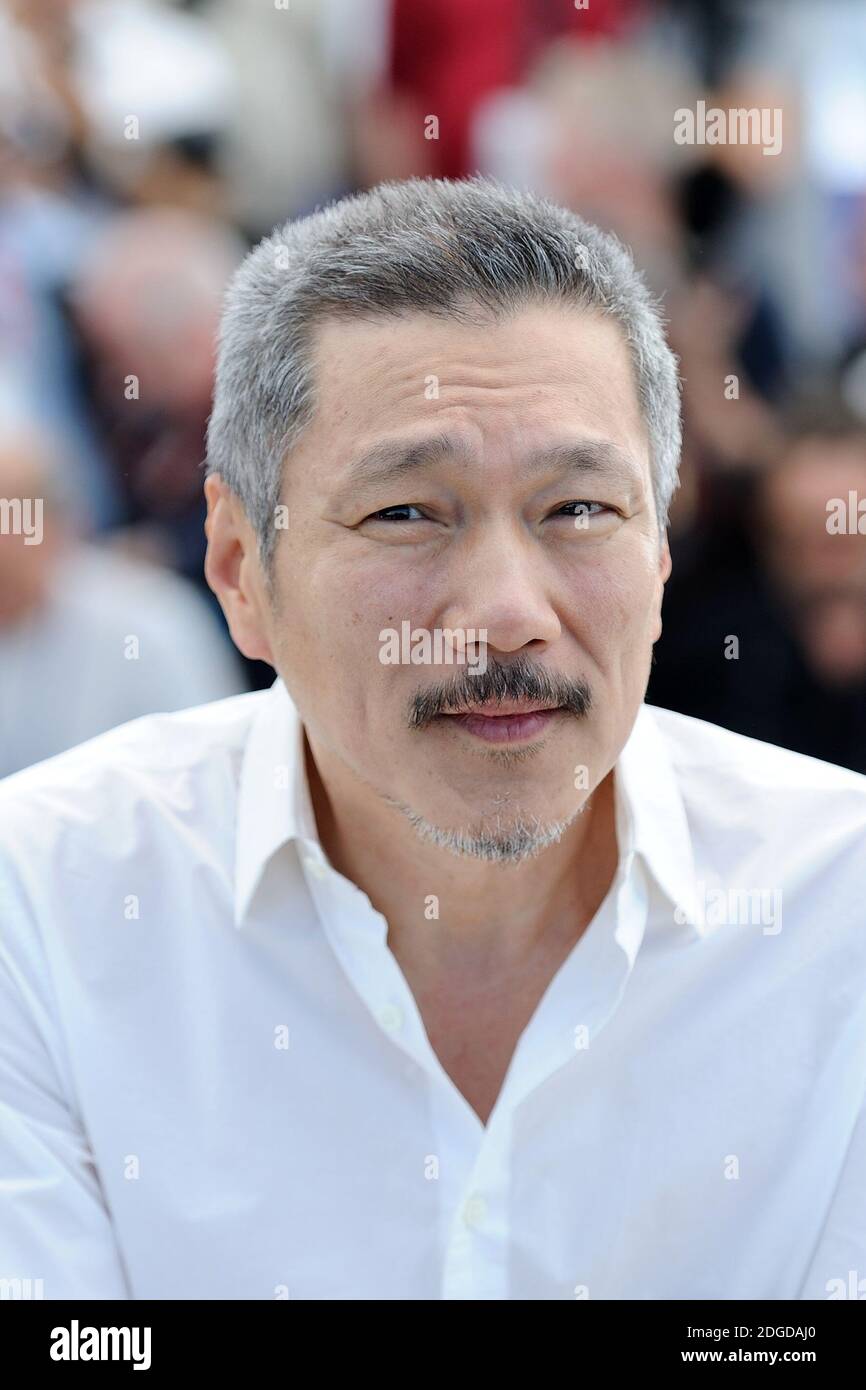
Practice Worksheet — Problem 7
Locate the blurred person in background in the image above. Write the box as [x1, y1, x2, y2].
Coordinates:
[361, 0, 635, 186]
[647, 392, 866, 773]
[458, 25, 797, 539]
[66, 206, 244, 589]
[206, 0, 350, 236]
[4, 0, 236, 217]
[0, 0, 119, 531]
[0, 423, 245, 778]
[0, 0, 237, 537]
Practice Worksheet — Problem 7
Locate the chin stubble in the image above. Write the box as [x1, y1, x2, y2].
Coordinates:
[387, 798, 586, 865]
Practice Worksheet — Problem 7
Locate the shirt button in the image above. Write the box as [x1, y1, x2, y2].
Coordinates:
[378, 1003, 404, 1033]
[462, 1193, 487, 1228]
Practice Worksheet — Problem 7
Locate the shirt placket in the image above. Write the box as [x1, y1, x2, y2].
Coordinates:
[299, 842, 649, 1301]
[435, 854, 650, 1300]
[298, 844, 448, 1077]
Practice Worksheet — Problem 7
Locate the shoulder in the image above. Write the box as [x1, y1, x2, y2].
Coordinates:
[642, 703, 866, 887]
[645, 702, 866, 813]
[0, 689, 267, 878]
[641, 701, 866, 944]
[640, 705, 866, 966]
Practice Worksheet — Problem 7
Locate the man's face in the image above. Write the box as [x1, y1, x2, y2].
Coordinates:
[759, 439, 866, 684]
[260, 302, 670, 857]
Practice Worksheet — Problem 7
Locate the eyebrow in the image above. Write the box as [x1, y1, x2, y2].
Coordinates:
[524, 440, 642, 488]
[343, 432, 642, 492]
[344, 432, 472, 489]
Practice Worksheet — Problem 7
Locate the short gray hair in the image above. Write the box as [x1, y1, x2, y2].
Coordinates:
[206, 176, 681, 569]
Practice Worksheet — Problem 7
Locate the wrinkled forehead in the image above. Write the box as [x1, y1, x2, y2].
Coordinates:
[302, 302, 650, 472]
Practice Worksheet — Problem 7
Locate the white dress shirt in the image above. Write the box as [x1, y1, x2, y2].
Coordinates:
[1, 677, 865, 1301]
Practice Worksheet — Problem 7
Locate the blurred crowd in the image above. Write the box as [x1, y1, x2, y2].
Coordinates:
[2, 0, 866, 777]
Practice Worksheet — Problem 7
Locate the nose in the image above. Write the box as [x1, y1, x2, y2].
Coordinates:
[442, 521, 562, 654]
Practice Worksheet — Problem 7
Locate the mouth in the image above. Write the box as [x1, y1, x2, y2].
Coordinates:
[437, 702, 565, 745]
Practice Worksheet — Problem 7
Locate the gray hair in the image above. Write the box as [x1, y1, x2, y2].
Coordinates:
[205, 176, 681, 570]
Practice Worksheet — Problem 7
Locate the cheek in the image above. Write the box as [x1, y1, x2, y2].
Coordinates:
[564, 550, 659, 652]
[284, 548, 436, 684]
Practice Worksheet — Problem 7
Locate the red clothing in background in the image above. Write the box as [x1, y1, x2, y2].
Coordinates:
[388, 0, 638, 177]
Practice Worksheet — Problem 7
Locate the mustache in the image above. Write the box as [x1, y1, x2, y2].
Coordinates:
[408, 655, 593, 730]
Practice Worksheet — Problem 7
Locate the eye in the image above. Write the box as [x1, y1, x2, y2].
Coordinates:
[365, 505, 428, 523]
[554, 501, 610, 520]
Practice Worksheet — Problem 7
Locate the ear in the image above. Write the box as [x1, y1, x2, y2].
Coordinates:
[651, 534, 672, 643]
[659, 534, 672, 585]
[203, 474, 275, 665]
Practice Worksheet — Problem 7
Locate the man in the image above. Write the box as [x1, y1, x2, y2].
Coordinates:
[0, 425, 246, 779]
[648, 396, 866, 773]
[1, 178, 864, 1301]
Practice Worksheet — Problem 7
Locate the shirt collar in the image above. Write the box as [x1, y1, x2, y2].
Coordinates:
[235, 679, 702, 938]
[234, 677, 315, 927]
[614, 703, 703, 939]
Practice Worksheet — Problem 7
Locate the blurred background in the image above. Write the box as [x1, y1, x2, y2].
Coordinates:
[2, 0, 866, 778]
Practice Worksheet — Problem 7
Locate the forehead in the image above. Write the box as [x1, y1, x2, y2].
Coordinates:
[305, 302, 648, 465]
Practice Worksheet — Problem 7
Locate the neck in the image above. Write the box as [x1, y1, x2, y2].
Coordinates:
[304, 732, 619, 972]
